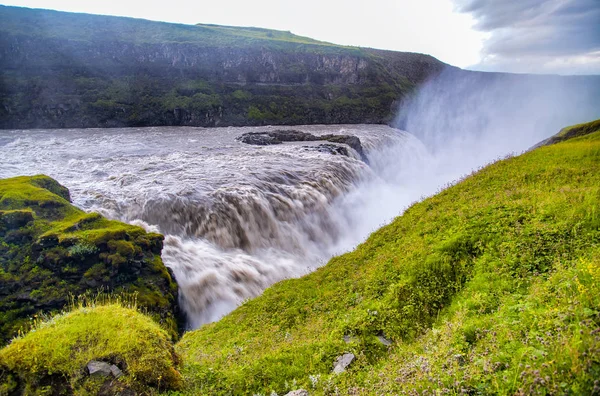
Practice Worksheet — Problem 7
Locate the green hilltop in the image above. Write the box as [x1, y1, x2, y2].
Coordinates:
[1, 120, 599, 394]
[0, 5, 340, 49]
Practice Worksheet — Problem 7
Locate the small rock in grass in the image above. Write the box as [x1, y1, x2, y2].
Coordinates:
[332, 353, 355, 374]
[377, 335, 392, 346]
[110, 364, 123, 378]
[285, 390, 309, 396]
[343, 335, 356, 343]
[87, 360, 112, 377]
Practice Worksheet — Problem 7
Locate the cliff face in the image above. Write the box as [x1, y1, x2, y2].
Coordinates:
[0, 6, 447, 129]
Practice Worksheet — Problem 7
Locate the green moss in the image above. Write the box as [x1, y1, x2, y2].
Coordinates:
[0, 175, 180, 344]
[0, 304, 182, 394]
[175, 129, 600, 394]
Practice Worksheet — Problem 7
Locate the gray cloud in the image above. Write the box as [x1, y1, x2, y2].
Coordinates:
[455, 0, 600, 74]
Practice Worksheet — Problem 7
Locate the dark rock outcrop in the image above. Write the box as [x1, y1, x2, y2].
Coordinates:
[309, 143, 350, 157]
[236, 130, 369, 162]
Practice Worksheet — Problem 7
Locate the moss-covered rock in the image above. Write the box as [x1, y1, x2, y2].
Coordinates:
[0, 175, 180, 344]
[0, 304, 182, 394]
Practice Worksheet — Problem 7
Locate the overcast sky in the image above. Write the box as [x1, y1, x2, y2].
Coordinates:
[1, 0, 599, 75]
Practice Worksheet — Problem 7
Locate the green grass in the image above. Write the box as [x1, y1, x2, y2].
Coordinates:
[0, 5, 352, 52]
[547, 118, 600, 145]
[0, 303, 182, 394]
[173, 122, 600, 394]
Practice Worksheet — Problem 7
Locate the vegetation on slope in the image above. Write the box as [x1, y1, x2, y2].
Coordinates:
[542, 118, 600, 146]
[0, 6, 442, 129]
[0, 303, 182, 395]
[0, 175, 180, 344]
[174, 121, 600, 394]
[0, 6, 336, 48]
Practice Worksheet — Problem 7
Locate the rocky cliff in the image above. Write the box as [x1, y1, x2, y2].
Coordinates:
[0, 6, 447, 129]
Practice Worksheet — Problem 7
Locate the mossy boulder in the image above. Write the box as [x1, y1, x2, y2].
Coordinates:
[0, 175, 180, 344]
[0, 304, 182, 394]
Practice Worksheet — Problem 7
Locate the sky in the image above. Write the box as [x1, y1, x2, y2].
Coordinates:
[1, 0, 599, 75]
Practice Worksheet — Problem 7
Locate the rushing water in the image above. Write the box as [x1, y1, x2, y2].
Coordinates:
[0, 125, 433, 327]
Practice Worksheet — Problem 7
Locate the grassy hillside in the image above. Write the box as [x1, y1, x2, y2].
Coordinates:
[1, 120, 599, 395]
[0, 6, 341, 49]
[541, 118, 600, 146]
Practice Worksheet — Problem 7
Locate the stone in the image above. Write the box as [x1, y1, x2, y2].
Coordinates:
[110, 364, 123, 378]
[236, 132, 282, 145]
[237, 130, 368, 162]
[320, 134, 368, 162]
[377, 335, 392, 346]
[87, 360, 112, 377]
[343, 335, 357, 343]
[314, 144, 350, 157]
[285, 390, 309, 396]
[332, 353, 355, 374]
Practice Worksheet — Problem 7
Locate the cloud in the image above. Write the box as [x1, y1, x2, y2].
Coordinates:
[454, 0, 600, 74]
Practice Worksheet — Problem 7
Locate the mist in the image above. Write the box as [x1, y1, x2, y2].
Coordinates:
[398, 68, 600, 157]
[328, 67, 600, 255]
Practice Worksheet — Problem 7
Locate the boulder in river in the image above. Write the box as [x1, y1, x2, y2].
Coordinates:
[237, 130, 369, 162]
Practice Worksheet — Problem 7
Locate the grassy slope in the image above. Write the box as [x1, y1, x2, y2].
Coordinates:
[176, 121, 600, 394]
[0, 5, 344, 50]
[544, 118, 600, 146]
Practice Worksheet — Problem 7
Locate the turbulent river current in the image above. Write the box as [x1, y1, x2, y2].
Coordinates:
[0, 121, 562, 328]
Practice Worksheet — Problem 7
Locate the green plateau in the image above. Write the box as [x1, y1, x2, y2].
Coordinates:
[1, 119, 599, 394]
